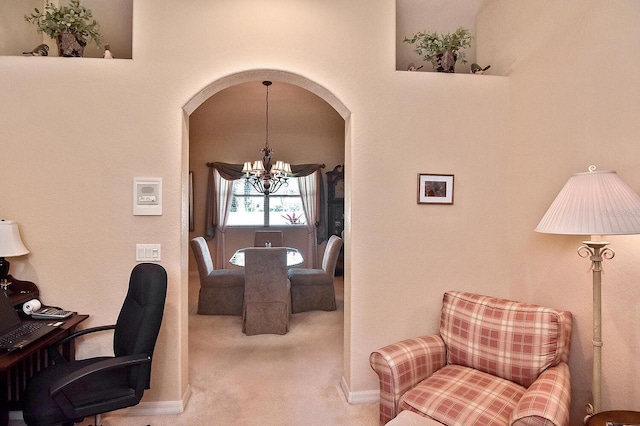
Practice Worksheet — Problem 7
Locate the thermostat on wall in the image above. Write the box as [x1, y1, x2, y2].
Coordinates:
[133, 178, 162, 215]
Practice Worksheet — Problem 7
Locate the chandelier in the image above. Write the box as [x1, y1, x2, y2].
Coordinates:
[242, 81, 292, 195]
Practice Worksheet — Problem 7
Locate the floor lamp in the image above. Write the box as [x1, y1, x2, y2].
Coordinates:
[535, 165, 640, 416]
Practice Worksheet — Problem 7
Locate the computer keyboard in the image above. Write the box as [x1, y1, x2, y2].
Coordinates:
[31, 307, 73, 319]
[0, 322, 46, 345]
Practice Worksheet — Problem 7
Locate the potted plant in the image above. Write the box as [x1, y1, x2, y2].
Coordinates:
[404, 27, 472, 73]
[281, 212, 304, 225]
[24, 0, 102, 57]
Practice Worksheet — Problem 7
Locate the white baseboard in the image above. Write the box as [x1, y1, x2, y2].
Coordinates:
[11, 385, 192, 421]
[113, 384, 192, 416]
[340, 376, 380, 404]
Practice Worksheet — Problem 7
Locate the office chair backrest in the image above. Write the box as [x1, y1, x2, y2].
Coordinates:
[321, 235, 343, 276]
[113, 263, 167, 386]
[190, 236, 215, 276]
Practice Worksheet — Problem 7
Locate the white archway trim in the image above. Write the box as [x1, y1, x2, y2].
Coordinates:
[183, 69, 350, 119]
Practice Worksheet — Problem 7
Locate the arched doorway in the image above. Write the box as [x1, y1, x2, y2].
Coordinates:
[182, 69, 352, 400]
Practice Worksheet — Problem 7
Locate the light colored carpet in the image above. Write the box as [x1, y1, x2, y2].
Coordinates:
[13, 273, 378, 425]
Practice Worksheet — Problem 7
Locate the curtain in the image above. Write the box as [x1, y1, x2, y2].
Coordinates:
[204, 167, 234, 268]
[205, 167, 217, 240]
[207, 162, 245, 180]
[205, 162, 245, 242]
[298, 171, 322, 268]
[206, 161, 325, 180]
[292, 164, 326, 244]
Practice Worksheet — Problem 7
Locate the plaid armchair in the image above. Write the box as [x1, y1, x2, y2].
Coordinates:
[370, 291, 573, 426]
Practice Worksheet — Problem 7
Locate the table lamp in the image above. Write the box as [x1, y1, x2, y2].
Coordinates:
[0, 220, 30, 294]
[535, 165, 640, 416]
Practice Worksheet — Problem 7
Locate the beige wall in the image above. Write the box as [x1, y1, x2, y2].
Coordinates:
[479, 0, 640, 421]
[1, 0, 636, 423]
[0, 0, 41, 55]
[0, 0, 510, 412]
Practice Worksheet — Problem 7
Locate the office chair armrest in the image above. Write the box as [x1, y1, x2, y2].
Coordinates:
[54, 324, 117, 347]
[49, 354, 151, 419]
[47, 324, 116, 364]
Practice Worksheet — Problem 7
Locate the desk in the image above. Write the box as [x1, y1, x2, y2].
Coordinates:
[586, 410, 640, 426]
[229, 247, 304, 267]
[4, 275, 39, 307]
[0, 313, 89, 426]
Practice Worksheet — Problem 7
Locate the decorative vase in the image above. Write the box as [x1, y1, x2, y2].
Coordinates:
[56, 32, 86, 57]
[431, 50, 457, 73]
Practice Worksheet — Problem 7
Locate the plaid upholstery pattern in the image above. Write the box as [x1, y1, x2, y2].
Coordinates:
[370, 335, 446, 424]
[369, 292, 573, 425]
[400, 364, 526, 426]
[510, 363, 571, 426]
[440, 291, 572, 387]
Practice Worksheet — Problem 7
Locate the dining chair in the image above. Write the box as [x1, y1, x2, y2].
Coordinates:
[190, 237, 245, 315]
[243, 247, 290, 335]
[253, 230, 284, 247]
[287, 235, 342, 313]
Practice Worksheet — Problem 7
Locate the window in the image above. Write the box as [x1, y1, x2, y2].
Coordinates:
[227, 178, 306, 226]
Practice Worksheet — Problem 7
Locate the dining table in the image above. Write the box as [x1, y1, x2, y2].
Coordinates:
[229, 247, 304, 267]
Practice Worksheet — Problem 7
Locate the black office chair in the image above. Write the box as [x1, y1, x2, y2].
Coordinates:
[21, 263, 167, 426]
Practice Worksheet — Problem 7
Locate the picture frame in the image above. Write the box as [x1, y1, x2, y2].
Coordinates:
[417, 173, 454, 204]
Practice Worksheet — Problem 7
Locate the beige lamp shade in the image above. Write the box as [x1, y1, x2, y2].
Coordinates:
[0, 220, 29, 257]
[535, 168, 640, 237]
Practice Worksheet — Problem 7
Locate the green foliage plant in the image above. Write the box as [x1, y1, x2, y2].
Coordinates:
[404, 27, 472, 64]
[24, 0, 102, 47]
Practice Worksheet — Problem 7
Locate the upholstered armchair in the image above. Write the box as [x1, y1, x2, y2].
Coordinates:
[243, 247, 290, 335]
[288, 235, 342, 313]
[190, 237, 244, 315]
[370, 291, 573, 426]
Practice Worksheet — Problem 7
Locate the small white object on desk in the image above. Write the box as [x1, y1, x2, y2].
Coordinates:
[22, 298, 42, 315]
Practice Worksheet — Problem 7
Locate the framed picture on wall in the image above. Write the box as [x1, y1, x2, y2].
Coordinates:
[417, 173, 454, 204]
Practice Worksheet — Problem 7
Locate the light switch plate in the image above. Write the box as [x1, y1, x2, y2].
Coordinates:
[133, 178, 162, 215]
[136, 244, 161, 262]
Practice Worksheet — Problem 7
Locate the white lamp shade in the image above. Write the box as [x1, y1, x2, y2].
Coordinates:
[0, 220, 29, 257]
[536, 169, 640, 236]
